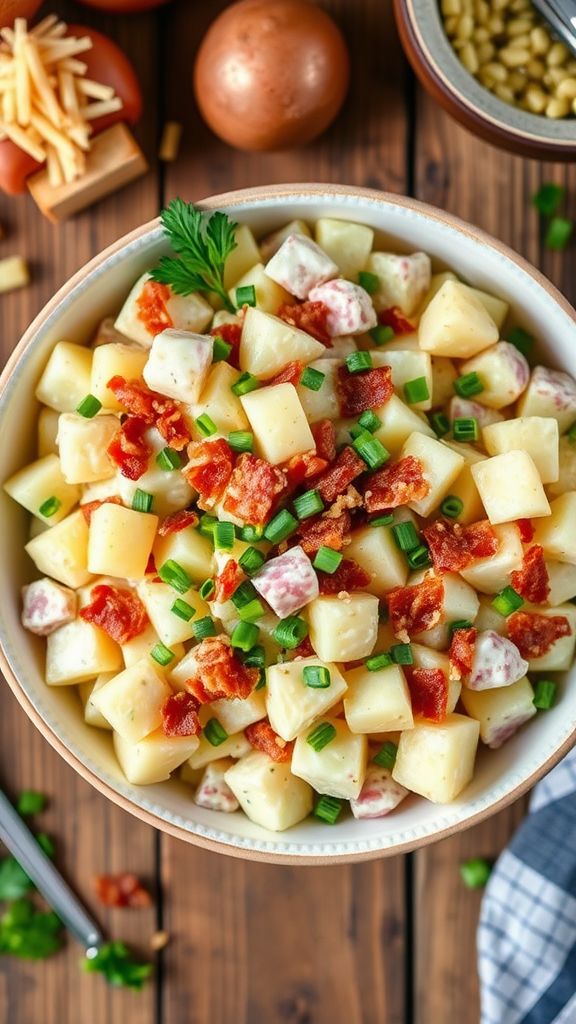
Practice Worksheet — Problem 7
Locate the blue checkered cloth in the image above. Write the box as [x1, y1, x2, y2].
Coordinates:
[479, 747, 576, 1024]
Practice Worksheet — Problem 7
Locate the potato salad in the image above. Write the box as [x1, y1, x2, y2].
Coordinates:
[5, 204, 576, 833]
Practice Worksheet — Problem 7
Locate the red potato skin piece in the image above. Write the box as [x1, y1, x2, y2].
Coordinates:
[423, 519, 499, 574]
[80, 584, 148, 644]
[245, 721, 294, 763]
[223, 453, 286, 525]
[364, 456, 429, 512]
[161, 692, 202, 737]
[297, 509, 352, 555]
[507, 611, 571, 659]
[277, 300, 332, 345]
[510, 545, 550, 605]
[405, 667, 448, 722]
[378, 307, 415, 335]
[107, 375, 190, 450]
[337, 364, 394, 417]
[184, 438, 236, 508]
[314, 447, 365, 503]
[317, 558, 371, 595]
[184, 636, 259, 703]
[449, 626, 477, 680]
[107, 416, 151, 480]
[136, 280, 173, 335]
[210, 323, 242, 368]
[312, 419, 337, 463]
[94, 873, 151, 909]
[387, 577, 444, 640]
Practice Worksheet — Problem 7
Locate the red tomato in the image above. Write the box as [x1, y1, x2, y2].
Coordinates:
[76, 0, 170, 10]
[0, 26, 142, 194]
[0, 0, 42, 25]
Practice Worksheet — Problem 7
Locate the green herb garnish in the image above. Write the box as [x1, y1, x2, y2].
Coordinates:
[0, 899, 63, 959]
[82, 941, 153, 990]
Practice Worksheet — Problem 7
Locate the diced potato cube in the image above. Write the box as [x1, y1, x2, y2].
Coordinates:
[526, 605, 576, 671]
[153, 526, 214, 584]
[143, 329, 213, 405]
[350, 765, 409, 819]
[122, 622, 184, 669]
[344, 664, 414, 733]
[483, 417, 559, 484]
[137, 579, 209, 646]
[103, 434, 194, 519]
[308, 593, 379, 662]
[4, 453, 80, 524]
[21, 577, 76, 636]
[392, 713, 480, 803]
[25, 510, 92, 589]
[431, 356, 458, 408]
[314, 218, 374, 279]
[223, 224, 261, 288]
[259, 219, 312, 263]
[228, 263, 292, 314]
[548, 437, 576, 500]
[211, 688, 267, 733]
[546, 560, 576, 605]
[461, 677, 536, 748]
[418, 271, 458, 313]
[459, 342, 529, 409]
[292, 719, 367, 800]
[35, 341, 93, 412]
[449, 395, 504, 430]
[188, 732, 251, 770]
[467, 630, 528, 690]
[411, 644, 461, 712]
[460, 523, 524, 594]
[0, 255, 29, 292]
[533, 492, 576, 564]
[345, 523, 408, 597]
[464, 285, 509, 330]
[225, 751, 313, 831]
[266, 656, 348, 741]
[366, 251, 431, 316]
[78, 674, 114, 730]
[88, 504, 158, 579]
[91, 659, 171, 741]
[265, 234, 338, 300]
[418, 280, 498, 358]
[191, 361, 250, 435]
[412, 572, 479, 650]
[46, 618, 122, 685]
[241, 383, 314, 465]
[372, 349, 433, 411]
[400, 433, 465, 516]
[37, 407, 60, 456]
[90, 342, 148, 410]
[57, 413, 118, 484]
[474, 595, 506, 635]
[372, 394, 434, 454]
[308, 280, 377, 336]
[239, 307, 325, 379]
[194, 759, 239, 812]
[517, 365, 576, 431]
[114, 728, 199, 785]
[114, 273, 213, 348]
[472, 451, 550, 525]
[296, 359, 340, 423]
[440, 443, 486, 525]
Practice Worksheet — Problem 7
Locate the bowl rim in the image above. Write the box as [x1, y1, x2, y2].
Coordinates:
[2, 181, 576, 864]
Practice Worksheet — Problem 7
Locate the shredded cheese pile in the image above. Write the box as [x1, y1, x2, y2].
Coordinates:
[0, 15, 123, 186]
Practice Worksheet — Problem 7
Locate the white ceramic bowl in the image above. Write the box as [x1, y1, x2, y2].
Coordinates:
[1, 184, 576, 864]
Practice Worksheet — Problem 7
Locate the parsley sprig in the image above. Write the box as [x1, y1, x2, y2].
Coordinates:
[151, 198, 238, 311]
[0, 899, 63, 959]
[83, 941, 153, 991]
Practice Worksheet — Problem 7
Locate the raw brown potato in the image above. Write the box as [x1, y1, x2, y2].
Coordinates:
[46, 618, 122, 685]
[91, 659, 171, 742]
[418, 280, 499, 358]
[471, 451, 551, 524]
[483, 417, 559, 484]
[461, 677, 536, 748]
[239, 307, 325, 378]
[57, 413, 118, 484]
[460, 523, 524, 594]
[241, 383, 315, 465]
[344, 664, 414, 733]
[400, 433, 465, 516]
[25, 510, 92, 589]
[314, 218, 374, 280]
[88, 504, 158, 579]
[35, 342, 93, 413]
[533, 492, 576, 564]
[291, 718, 368, 800]
[266, 656, 348, 741]
[114, 729, 200, 785]
[392, 713, 480, 802]
[308, 593, 379, 662]
[4, 453, 80, 524]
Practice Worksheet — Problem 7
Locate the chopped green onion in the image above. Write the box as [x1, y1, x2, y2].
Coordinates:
[238, 546, 265, 575]
[293, 489, 324, 521]
[303, 665, 331, 689]
[404, 376, 430, 405]
[313, 546, 343, 574]
[228, 431, 253, 453]
[567, 422, 576, 446]
[212, 335, 233, 363]
[453, 417, 479, 442]
[365, 652, 393, 671]
[533, 182, 565, 216]
[255, 668, 267, 690]
[273, 616, 309, 649]
[507, 327, 534, 359]
[192, 616, 217, 639]
[132, 489, 153, 513]
[460, 857, 492, 889]
[349, 423, 364, 440]
[314, 795, 343, 824]
[231, 581, 258, 608]
[454, 372, 484, 398]
[491, 586, 524, 617]
[407, 544, 431, 570]
[198, 514, 217, 537]
[158, 559, 192, 594]
[235, 284, 256, 308]
[392, 521, 419, 552]
[199, 578, 215, 600]
[448, 619, 474, 638]
[242, 644, 265, 668]
[195, 413, 217, 437]
[39, 496, 61, 518]
[76, 394, 102, 418]
[545, 216, 573, 251]
[239, 524, 264, 542]
[156, 447, 181, 471]
[264, 509, 298, 544]
[231, 372, 260, 397]
[391, 643, 413, 665]
[213, 521, 235, 551]
[150, 642, 175, 667]
[307, 721, 336, 751]
[300, 367, 325, 391]
[358, 270, 379, 294]
[441, 495, 464, 519]
[352, 431, 389, 470]
[358, 409, 381, 433]
[430, 412, 450, 437]
[346, 351, 373, 374]
[373, 741, 397, 770]
[16, 790, 46, 815]
[370, 325, 395, 346]
[369, 514, 394, 528]
[171, 598, 196, 622]
[204, 718, 229, 746]
[230, 621, 260, 652]
[533, 679, 557, 710]
[232, 583, 265, 620]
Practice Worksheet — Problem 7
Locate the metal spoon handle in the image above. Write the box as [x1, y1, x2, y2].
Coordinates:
[0, 788, 104, 954]
[532, 0, 576, 58]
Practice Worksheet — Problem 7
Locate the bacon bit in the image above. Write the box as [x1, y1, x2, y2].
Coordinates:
[405, 667, 448, 722]
[136, 280, 173, 336]
[94, 872, 152, 909]
[107, 376, 190, 451]
[449, 626, 477, 680]
[517, 519, 535, 544]
[80, 584, 148, 644]
[107, 416, 152, 481]
[283, 451, 328, 492]
[312, 419, 337, 463]
[210, 322, 242, 368]
[327, 485, 364, 518]
[145, 552, 157, 576]
[80, 496, 123, 524]
[337, 364, 394, 417]
[223, 453, 286, 525]
[511, 545, 550, 605]
[184, 636, 259, 703]
[387, 578, 444, 641]
[364, 456, 429, 512]
[161, 691, 202, 737]
[423, 519, 499, 574]
[245, 721, 294, 763]
[277, 300, 332, 345]
[292, 636, 315, 658]
[314, 447, 366, 503]
[378, 307, 415, 335]
[507, 611, 571, 659]
[297, 509, 352, 555]
[267, 361, 304, 387]
[184, 438, 236, 509]
[158, 509, 199, 537]
[214, 560, 245, 603]
[317, 558, 371, 595]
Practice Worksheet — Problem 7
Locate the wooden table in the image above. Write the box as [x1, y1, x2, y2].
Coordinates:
[0, 1, 571, 1020]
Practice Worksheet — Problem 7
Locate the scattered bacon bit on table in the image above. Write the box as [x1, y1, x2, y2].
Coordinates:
[80, 584, 148, 644]
[312, 419, 337, 463]
[364, 456, 429, 511]
[267, 360, 304, 387]
[507, 611, 571, 659]
[283, 451, 328, 492]
[210, 322, 242, 368]
[317, 558, 371, 595]
[423, 519, 499, 574]
[337, 364, 394, 417]
[314, 447, 366, 503]
[94, 872, 152, 909]
[184, 636, 259, 703]
[158, 509, 199, 537]
[161, 691, 201, 737]
[449, 626, 477, 680]
[136, 280, 173, 335]
[223, 453, 286, 525]
[245, 721, 294, 763]
[297, 509, 352, 555]
[80, 495, 123, 524]
[405, 667, 448, 722]
[378, 307, 415, 335]
[184, 438, 235, 509]
[277, 300, 332, 345]
[214, 559, 245, 603]
[511, 545, 550, 604]
[517, 518, 535, 544]
[387, 578, 444, 640]
[107, 416, 152, 480]
[107, 375, 190, 450]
